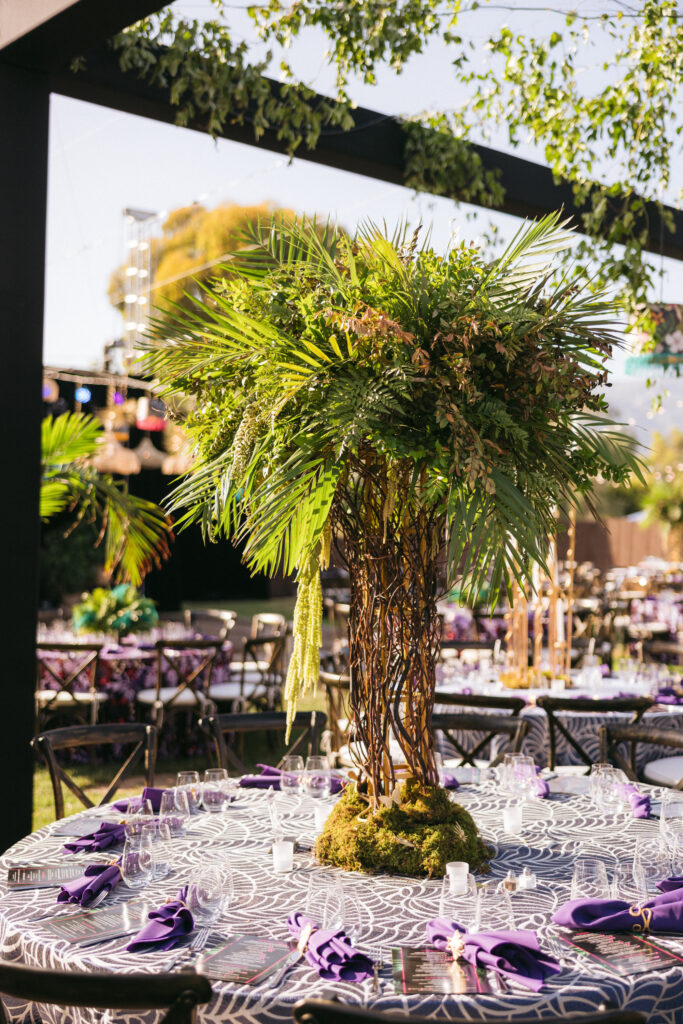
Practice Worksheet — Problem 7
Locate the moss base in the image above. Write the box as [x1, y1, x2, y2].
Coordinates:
[315, 779, 491, 878]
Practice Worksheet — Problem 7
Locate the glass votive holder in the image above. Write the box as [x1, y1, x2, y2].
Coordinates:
[314, 802, 333, 831]
[445, 860, 469, 894]
[551, 677, 566, 693]
[272, 839, 294, 873]
[503, 801, 523, 834]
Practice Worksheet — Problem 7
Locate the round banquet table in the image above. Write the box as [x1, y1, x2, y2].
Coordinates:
[435, 675, 683, 771]
[3, 783, 683, 1024]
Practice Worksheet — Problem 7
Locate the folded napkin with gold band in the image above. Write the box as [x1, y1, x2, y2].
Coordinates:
[126, 886, 194, 953]
[287, 911, 373, 982]
[553, 887, 683, 932]
[113, 787, 165, 813]
[426, 918, 560, 991]
[63, 821, 126, 854]
[57, 861, 121, 906]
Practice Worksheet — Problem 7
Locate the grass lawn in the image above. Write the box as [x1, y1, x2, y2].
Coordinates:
[33, 692, 327, 831]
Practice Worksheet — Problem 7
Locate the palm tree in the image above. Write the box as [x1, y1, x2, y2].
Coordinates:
[41, 412, 171, 587]
[141, 212, 642, 804]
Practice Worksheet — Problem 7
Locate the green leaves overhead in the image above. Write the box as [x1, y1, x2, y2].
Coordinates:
[41, 412, 172, 587]
[142, 212, 642, 600]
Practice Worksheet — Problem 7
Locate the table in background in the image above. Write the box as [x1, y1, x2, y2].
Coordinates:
[3, 784, 683, 1023]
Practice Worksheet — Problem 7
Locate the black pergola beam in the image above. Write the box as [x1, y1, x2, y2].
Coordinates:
[47, 45, 683, 262]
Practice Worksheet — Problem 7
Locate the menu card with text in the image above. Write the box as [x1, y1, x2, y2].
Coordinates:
[392, 947, 493, 994]
[40, 899, 151, 946]
[199, 935, 293, 984]
[560, 931, 683, 976]
[52, 816, 107, 837]
[7, 864, 85, 889]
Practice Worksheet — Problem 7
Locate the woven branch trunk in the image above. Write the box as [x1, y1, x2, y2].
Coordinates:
[336, 463, 441, 801]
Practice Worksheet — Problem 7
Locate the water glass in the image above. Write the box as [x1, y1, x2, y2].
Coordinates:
[660, 791, 683, 845]
[142, 819, 173, 880]
[439, 873, 479, 931]
[634, 837, 670, 895]
[513, 756, 537, 801]
[304, 756, 331, 800]
[177, 771, 201, 814]
[203, 768, 229, 813]
[588, 763, 611, 804]
[281, 756, 304, 796]
[478, 881, 514, 929]
[612, 859, 646, 901]
[571, 858, 610, 900]
[305, 874, 345, 929]
[120, 833, 154, 889]
[186, 865, 224, 925]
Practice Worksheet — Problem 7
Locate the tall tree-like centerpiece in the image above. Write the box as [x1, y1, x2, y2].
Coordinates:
[142, 214, 641, 875]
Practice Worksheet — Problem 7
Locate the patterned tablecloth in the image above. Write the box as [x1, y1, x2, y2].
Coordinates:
[3, 783, 683, 1024]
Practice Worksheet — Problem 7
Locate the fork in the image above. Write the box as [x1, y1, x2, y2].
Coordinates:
[34, 888, 109, 922]
[166, 927, 210, 970]
[370, 945, 387, 998]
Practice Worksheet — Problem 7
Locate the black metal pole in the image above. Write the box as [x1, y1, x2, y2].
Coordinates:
[0, 62, 49, 851]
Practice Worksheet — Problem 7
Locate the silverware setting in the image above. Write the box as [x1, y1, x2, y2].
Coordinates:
[34, 887, 109, 921]
[166, 926, 210, 970]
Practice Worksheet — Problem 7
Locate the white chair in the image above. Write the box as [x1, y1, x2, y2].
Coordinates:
[135, 639, 220, 730]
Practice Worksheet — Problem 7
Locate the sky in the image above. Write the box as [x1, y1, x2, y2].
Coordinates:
[43, 0, 683, 438]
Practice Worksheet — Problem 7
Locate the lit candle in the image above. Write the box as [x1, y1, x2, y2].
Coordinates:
[272, 840, 294, 873]
[503, 803, 523, 834]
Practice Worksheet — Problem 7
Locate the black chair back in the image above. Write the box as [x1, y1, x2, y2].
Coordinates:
[599, 721, 683, 787]
[0, 962, 211, 1024]
[199, 710, 326, 774]
[431, 711, 528, 768]
[32, 722, 156, 820]
[536, 695, 653, 772]
[294, 998, 646, 1024]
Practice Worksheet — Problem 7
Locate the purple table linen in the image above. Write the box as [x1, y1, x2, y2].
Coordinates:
[57, 862, 121, 906]
[63, 821, 126, 854]
[287, 911, 372, 982]
[553, 887, 683, 932]
[426, 918, 560, 991]
[126, 885, 193, 952]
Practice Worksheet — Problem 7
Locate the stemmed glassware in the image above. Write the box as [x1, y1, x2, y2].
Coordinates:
[186, 864, 226, 925]
[160, 788, 191, 835]
[177, 771, 201, 814]
[120, 832, 155, 889]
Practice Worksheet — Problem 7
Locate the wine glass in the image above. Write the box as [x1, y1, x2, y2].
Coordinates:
[588, 763, 611, 804]
[142, 819, 173, 880]
[177, 771, 201, 814]
[478, 881, 514, 929]
[304, 756, 331, 800]
[281, 755, 304, 796]
[120, 833, 154, 890]
[160, 788, 190, 834]
[203, 768, 229, 813]
[186, 865, 224, 925]
[634, 837, 670, 895]
[305, 873, 345, 929]
[571, 858, 609, 900]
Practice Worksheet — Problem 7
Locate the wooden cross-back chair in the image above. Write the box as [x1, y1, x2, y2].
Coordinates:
[0, 962, 211, 1024]
[599, 721, 683, 788]
[32, 723, 157, 820]
[135, 638, 221, 731]
[35, 642, 104, 732]
[435, 692, 526, 716]
[536, 695, 653, 772]
[431, 711, 528, 768]
[319, 669, 351, 753]
[208, 632, 288, 712]
[199, 710, 327, 774]
[293, 998, 647, 1024]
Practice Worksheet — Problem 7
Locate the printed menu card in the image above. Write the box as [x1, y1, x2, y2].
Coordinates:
[560, 931, 683, 976]
[41, 899, 151, 946]
[7, 864, 85, 889]
[199, 935, 293, 984]
[392, 947, 493, 994]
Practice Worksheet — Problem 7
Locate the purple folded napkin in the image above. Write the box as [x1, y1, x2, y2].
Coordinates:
[240, 765, 344, 794]
[287, 911, 372, 982]
[426, 918, 560, 991]
[553, 887, 683, 933]
[440, 773, 459, 790]
[126, 886, 194, 953]
[532, 766, 549, 799]
[57, 861, 121, 906]
[63, 821, 126, 854]
[657, 877, 683, 893]
[654, 687, 683, 706]
[113, 787, 165, 813]
[621, 783, 650, 818]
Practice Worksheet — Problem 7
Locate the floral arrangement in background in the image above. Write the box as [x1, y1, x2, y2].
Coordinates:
[72, 584, 159, 637]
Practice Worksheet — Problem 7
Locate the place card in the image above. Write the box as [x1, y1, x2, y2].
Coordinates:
[51, 817, 105, 838]
[199, 935, 293, 984]
[7, 864, 85, 889]
[40, 899, 151, 946]
[559, 931, 683, 976]
[391, 947, 493, 994]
